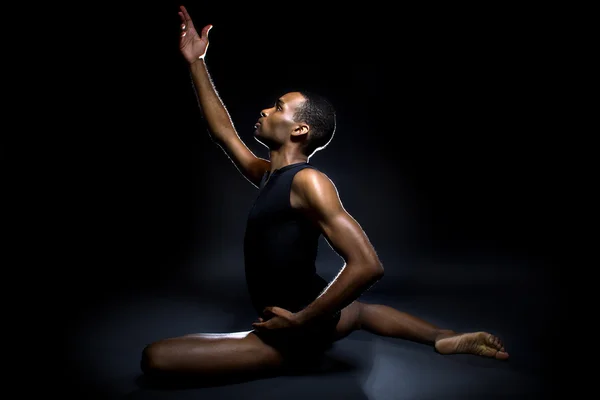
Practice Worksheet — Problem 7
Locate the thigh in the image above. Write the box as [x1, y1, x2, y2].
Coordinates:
[142, 330, 286, 378]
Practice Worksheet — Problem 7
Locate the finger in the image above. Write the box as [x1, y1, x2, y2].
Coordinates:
[252, 322, 265, 329]
[263, 307, 274, 316]
[180, 5, 192, 23]
[178, 12, 190, 35]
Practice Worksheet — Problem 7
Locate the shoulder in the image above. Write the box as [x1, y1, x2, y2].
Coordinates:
[291, 167, 341, 212]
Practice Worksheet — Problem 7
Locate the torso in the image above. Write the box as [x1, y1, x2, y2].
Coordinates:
[243, 162, 329, 316]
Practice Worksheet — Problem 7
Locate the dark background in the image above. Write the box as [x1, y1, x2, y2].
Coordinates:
[50, 1, 562, 297]
[14, 1, 567, 397]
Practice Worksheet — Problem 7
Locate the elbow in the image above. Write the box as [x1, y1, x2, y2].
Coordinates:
[374, 266, 385, 279]
[347, 258, 384, 279]
[367, 262, 384, 279]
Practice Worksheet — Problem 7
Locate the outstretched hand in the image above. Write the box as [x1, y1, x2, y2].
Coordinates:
[178, 5, 212, 63]
[252, 306, 302, 332]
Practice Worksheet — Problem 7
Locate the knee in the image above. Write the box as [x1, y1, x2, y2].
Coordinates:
[140, 342, 167, 376]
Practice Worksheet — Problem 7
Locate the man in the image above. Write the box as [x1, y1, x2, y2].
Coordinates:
[140, 5, 509, 381]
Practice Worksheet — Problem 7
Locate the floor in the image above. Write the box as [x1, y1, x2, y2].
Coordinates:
[65, 263, 558, 399]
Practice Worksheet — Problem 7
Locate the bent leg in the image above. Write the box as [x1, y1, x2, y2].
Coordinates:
[356, 301, 509, 359]
[357, 302, 451, 345]
[331, 300, 363, 342]
[330, 300, 440, 343]
[141, 330, 286, 382]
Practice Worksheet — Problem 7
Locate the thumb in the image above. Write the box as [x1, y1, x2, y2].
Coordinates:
[202, 24, 213, 38]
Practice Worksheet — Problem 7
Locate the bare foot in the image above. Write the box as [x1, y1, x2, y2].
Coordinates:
[434, 331, 509, 360]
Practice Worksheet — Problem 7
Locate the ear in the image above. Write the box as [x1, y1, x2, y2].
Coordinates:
[291, 123, 309, 137]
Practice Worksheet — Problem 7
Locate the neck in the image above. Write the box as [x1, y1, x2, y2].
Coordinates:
[268, 149, 308, 172]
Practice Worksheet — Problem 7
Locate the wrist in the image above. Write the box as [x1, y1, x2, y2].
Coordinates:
[293, 310, 310, 326]
[294, 308, 331, 327]
[189, 57, 206, 67]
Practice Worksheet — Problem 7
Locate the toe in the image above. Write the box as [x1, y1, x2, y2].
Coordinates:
[489, 334, 503, 350]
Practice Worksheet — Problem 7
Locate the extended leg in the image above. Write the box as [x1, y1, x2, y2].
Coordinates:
[357, 302, 509, 359]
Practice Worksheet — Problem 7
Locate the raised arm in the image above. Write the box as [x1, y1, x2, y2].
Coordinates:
[290, 168, 384, 324]
[178, 5, 269, 188]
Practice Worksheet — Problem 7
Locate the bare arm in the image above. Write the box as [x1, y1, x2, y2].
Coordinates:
[291, 169, 384, 325]
[178, 6, 269, 187]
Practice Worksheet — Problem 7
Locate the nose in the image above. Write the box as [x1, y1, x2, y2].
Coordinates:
[260, 110, 267, 117]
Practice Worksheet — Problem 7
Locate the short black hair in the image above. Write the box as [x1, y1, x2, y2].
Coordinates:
[294, 91, 336, 157]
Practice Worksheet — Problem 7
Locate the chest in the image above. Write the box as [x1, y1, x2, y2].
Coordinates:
[248, 172, 306, 228]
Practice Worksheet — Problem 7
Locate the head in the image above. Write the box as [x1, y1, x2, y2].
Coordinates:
[254, 91, 336, 158]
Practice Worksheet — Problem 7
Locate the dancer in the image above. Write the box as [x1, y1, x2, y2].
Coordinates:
[140, 5, 509, 381]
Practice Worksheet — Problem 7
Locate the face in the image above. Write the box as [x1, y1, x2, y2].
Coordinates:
[254, 92, 308, 149]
